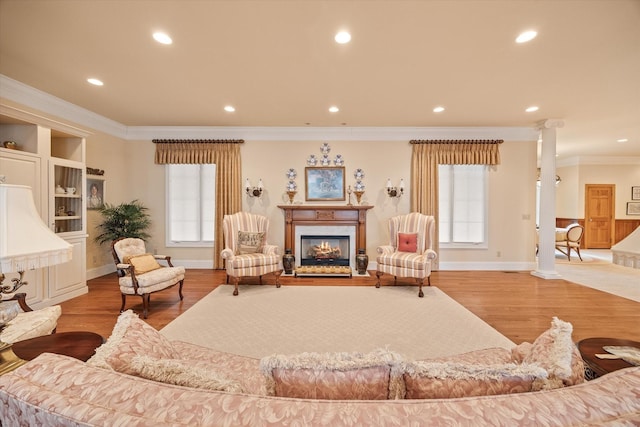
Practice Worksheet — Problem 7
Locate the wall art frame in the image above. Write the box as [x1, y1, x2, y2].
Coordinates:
[305, 166, 345, 201]
[627, 202, 640, 215]
[87, 176, 105, 210]
[632, 186, 640, 200]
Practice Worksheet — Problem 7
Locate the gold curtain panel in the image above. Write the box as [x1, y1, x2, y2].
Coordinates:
[153, 139, 244, 164]
[409, 139, 503, 166]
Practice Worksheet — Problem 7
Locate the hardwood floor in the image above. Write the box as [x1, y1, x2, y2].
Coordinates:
[56, 269, 640, 345]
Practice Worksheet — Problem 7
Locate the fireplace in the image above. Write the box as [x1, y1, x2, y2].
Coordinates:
[300, 235, 350, 266]
[278, 205, 373, 277]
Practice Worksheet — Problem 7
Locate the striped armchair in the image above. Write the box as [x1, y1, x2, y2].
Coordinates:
[221, 212, 282, 296]
[375, 212, 437, 297]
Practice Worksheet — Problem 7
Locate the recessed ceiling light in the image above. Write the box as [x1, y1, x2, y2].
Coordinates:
[335, 31, 351, 44]
[516, 30, 537, 44]
[153, 31, 173, 45]
[329, 106, 340, 113]
[433, 106, 445, 113]
[87, 78, 104, 86]
[224, 105, 235, 112]
[525, 106, 539, 112]
[617, 138, 628, 143]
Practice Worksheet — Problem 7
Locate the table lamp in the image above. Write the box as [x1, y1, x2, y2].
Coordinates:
[0, 183, 72, 371]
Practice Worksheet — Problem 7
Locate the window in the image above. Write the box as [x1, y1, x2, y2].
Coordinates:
[438, 164, 487, 246]
[166, 164, 216, 247]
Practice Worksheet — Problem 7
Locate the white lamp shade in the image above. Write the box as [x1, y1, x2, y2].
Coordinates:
[0, 184, 72, 274]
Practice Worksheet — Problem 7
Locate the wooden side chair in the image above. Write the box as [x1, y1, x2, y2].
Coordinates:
[0, 293, 61, 344]
[111, 238, 185, 318]
[555, 223, 584, 261]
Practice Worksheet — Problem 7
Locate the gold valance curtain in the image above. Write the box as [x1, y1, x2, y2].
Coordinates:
[153, 139, 244, 269]
[410, 140, 503, 269]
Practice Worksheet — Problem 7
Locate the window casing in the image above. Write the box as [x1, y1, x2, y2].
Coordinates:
[166, 164, 216, 247]
[438, 164, 487, 247]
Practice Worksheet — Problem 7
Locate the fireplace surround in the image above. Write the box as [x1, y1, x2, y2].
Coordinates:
[278, 205, 373, 276]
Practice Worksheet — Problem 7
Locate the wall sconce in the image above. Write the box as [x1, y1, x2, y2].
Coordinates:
[536, 169, 561, 187]
[386, 178, 404, 198]
[245, 178, 263, 198]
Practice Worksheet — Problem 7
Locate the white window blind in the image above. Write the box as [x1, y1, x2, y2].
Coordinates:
[166, 164, 216, 246]
[439, 164, 486, 245]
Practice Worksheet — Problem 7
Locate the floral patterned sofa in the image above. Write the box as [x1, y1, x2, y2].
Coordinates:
[1, 311, 639, 426]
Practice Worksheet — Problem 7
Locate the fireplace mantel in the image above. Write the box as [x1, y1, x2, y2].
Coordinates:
[277, 205, 373, 256]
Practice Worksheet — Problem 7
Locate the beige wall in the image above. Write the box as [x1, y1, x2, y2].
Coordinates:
[85, 131, 130, 270]
[557, 163, 640, 220]
[84, 137, 539, 272]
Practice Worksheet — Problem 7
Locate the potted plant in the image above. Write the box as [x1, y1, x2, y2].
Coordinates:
[95, 200, 151, 245]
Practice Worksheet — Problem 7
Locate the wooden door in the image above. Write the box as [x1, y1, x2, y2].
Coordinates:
[584, 184, 615, 248]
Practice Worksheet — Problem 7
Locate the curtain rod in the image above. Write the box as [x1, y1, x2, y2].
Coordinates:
[409, 139, 503, 144]
[152, 139, 244, 144]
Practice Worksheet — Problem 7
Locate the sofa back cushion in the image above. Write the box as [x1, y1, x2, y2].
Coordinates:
[260, 349, 404, 400]
[130, 355, 246, 393]
[403, 361, 548, 399]
[519, 316, 585, 387]
[87, 310, 178, 375]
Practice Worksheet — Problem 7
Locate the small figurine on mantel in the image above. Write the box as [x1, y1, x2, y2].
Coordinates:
[347, 185, 353, 206]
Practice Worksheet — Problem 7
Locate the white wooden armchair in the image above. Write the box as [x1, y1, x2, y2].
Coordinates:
[111, 238, 185, 318]
[0, 293, 61, 344]
[375, 212, 438, 297]
[221, 212, 282, 296]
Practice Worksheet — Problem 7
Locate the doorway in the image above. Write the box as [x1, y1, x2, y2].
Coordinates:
[584, 184, 615, 248]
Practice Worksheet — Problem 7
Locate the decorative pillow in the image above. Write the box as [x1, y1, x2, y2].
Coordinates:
[129, 355, 246, 393]
[402, 361, 548, 399]
[237, 231, 265, 255]
[123, 253, 162, 275]
[522, 317, 585, 388]
[87, 310, 178, 375]
[397, 232, 418, 253]
[260, 349, 404, 400]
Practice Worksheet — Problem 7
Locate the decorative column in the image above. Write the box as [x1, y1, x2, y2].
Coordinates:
[532, 119, 564, 279]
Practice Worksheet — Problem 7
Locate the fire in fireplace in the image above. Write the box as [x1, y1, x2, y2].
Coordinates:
[300, 235, 350, 266]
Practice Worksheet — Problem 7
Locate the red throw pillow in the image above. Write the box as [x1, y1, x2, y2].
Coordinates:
[398, 233, 418, 253]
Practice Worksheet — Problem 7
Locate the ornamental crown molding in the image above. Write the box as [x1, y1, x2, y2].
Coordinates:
[2, 73, 538, 142]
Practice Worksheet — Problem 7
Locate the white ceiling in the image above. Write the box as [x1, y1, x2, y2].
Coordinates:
[0, 0, 639, 161]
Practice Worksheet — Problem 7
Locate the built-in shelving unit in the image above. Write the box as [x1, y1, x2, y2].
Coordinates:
[0, 106, 89, 308]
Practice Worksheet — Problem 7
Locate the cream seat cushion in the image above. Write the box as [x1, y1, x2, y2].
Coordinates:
[0, 305, 61, 344]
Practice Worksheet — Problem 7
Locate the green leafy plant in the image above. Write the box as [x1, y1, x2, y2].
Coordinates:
[94, 200, 151, 244]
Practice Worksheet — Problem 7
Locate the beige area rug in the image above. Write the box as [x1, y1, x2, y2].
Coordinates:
[554, 253, 610, 265]
[555, 262, 640, 303]
[161, 285, 514, 359]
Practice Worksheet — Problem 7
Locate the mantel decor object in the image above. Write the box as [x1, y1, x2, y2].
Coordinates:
[356, 249, 369, 274]
[282, 249, 295, 275]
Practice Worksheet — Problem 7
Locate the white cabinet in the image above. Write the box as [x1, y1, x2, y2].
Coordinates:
[49, 236, 86, 300]
[0, 111, 89, 308]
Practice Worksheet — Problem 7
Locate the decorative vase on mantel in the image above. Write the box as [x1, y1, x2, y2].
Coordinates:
[354, 190, 364, 205]
[283, 249, 295, 275]
[356, 249, 369, 274]
[286, 190, 297, 204]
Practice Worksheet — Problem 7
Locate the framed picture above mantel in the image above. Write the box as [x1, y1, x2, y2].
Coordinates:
[305, 167, 345, 201]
